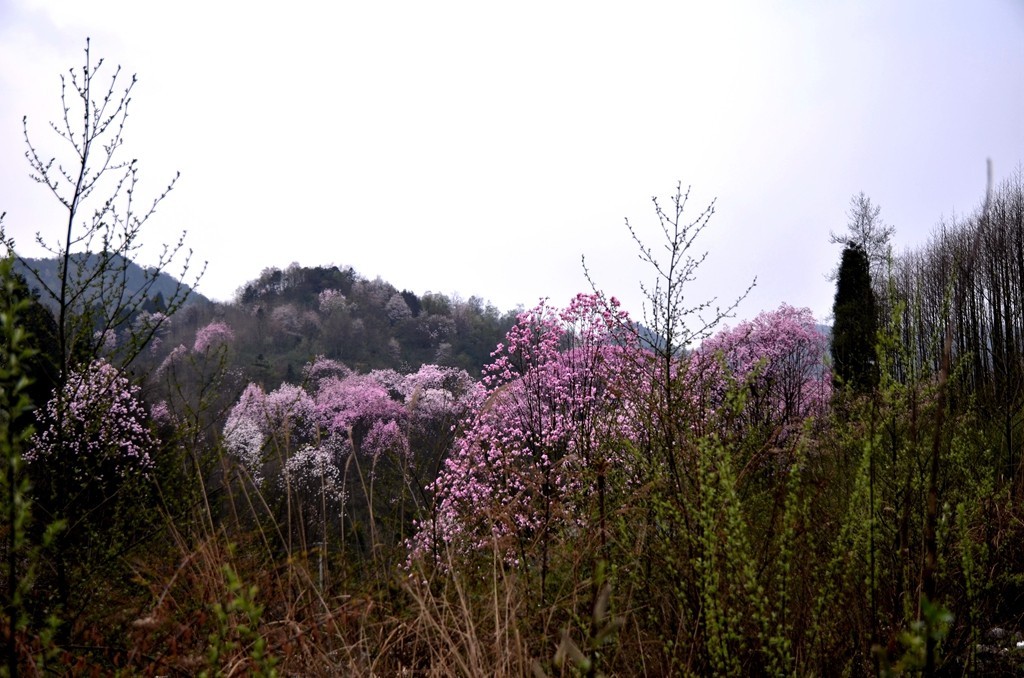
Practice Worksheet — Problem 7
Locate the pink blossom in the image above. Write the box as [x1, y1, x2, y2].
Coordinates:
[225, 382, 317, 446]
[193, 321, 235, 353]
[133, 310, 169, 336]
[314, 373, 404, 441]
[156, 343, 189, 376]
[302, 355, 353, 386]
[265, 383, 317, 428]
[363, 419, 409, 460]
[28, 359, 156, 479]
[151, 400, 173, 425]
[411, 293, 645, 562]
[693, 303, 831, 441]
[94, 329, 117, 354]
[223, 356, 479, 498]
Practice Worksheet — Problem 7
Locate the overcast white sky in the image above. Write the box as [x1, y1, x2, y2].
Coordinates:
[1, 1, 1022, 325]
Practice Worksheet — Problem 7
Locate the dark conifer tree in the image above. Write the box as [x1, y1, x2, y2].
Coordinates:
[1, 267, 60, 412]
[831, 244, 878, 392]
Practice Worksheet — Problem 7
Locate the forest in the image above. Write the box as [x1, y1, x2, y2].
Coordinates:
[3, 45, 1024, 677]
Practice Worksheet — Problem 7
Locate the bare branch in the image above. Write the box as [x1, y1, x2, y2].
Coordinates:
[1, 39, 201, 377]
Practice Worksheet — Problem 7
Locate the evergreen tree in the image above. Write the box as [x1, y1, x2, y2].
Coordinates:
[1, 265, 60, 412]
[831, 244, 878, 392]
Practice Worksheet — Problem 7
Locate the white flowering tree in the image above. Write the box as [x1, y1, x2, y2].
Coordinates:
[26, 358, 158, 622]
[30, 359, 154, 487]
[0, 40, 201, 639]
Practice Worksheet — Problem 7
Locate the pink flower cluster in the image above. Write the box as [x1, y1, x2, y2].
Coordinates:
[93, 329, 118, 354]
[411, 297, 832, 564]
[318, 288, 347, 314]
[151, 400, 174, 426]
[133, 310, 169, 337]
[302, 355, 353, 385]
[193, 321, 235, 353]
[222, 360, 480, 489]
[28, 359, 156, 480]
[693, 304, 831, 441]
[412, 293, 643, 561]
[156, 343, 189, 377]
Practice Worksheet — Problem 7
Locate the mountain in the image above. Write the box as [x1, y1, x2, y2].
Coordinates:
[13, 253, 206, 311]
[140, 263, 520, 385]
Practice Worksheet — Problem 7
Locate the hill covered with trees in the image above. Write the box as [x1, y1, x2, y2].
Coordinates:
[4, 42, 1024, 676]
[131, 261, 521, 392]
[7, 173, 1024, 674]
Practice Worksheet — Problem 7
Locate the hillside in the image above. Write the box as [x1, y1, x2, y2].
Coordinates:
[14, 253, 206, 312]
[139, 262, 521, 385]
[9, 255, 521, 384]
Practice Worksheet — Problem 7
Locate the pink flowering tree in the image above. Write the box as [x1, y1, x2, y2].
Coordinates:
[394, 364, 482, 476]
[222, 359, 480, 560]
[408, 298, 831, 582]
[411, 293, 647, 577]
[150, 320, 240, 444]
[281, 440, 350, 556]
[313, 373, 405, 445]
[0, 42, 205, 643]
[318, 288, 347, 314]
[223, 376, 369, 552]
[140, 319, 246, 563]
[193, 320, 235, 353]
[223, 381, 317, 480]
[693, 304, 831, 451]
[303, 354, 352, 383]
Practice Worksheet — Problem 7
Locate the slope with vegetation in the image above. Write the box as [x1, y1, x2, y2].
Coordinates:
[2, 43, 1024, 676]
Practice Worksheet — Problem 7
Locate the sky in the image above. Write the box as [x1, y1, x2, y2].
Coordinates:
[1, 1, 1022, 326]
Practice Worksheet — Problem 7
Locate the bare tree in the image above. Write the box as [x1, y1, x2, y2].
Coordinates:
[0, 38, 203, 638]
[830, 192, 895, 283]
[0, 38, 202, 378]
[585, 182, 756, 487]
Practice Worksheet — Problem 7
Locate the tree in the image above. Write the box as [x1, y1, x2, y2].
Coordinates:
[223, 358, 479, 565]
[412, 293, 643, 573]
[28, 359, 155, 485]
[0, 39, 201, 377]
[831, 244, 878, 392]
[830, 192, 894, 282]
[584, 183, 756, 491]
[0, 39, 201, 641]
[696, 303, 831, 447]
